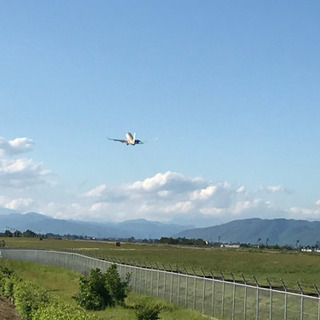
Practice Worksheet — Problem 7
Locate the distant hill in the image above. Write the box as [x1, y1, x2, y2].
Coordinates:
[1, 210, 319, 246]
[175, 218, 320, 247]
[0, 211, 192, 239]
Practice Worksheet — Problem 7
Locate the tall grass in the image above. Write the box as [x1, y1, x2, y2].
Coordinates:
[0, 258, 213, 320]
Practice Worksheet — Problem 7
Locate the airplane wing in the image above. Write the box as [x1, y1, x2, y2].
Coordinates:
[107, 137, 128, 143]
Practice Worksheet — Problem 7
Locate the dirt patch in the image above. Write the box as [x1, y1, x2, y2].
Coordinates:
[0, 296, 20, 320]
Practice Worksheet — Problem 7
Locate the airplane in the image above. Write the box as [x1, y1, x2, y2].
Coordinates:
[107, 132, 144, 145]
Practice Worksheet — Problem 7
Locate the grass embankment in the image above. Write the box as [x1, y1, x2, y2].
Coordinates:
[0, 258, 212, 320]
[2, 237, 320, 293]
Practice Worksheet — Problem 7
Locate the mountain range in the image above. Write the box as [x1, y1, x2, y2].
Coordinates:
[176, 218, 320, 247]
[0, 210, 191, 239]
[1, 209, 320, 246]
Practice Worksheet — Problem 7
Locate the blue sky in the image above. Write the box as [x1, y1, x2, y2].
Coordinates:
[1, 1, 320, 227]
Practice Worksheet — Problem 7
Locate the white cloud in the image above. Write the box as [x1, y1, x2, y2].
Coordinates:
[6, 198, 34, 210]
[236, 185, 246, 193]
[266, 185, 285, 193]
[129, 171, 204, 193]
[0, 195, 34, 211]
[3, 163, 319, 226]
[90, 202, 109, 212]
[230, 199, 262, 215]
[0, 137, 34, 156]
[290, 200, 320, 219]
[0, 136, 51, 189]
[68, 172, 285, 224]
[200, 207, 223, 216]
[162, 201, 194, 213]
[0, 158, 50, 187]
[264, 185, 292, 195]
[190, 185, 216, 200]
[84, 185, 106, 197]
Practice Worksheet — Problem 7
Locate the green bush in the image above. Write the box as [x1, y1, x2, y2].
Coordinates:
[0, 266, 20, 300]
[0, 264, 103, 319]
[105, 264, 130, 306]
[32, 301, 101, 320]
[74, 265, 130, 310]
[13, 281, 50, 320]
[0, 266, 14, 295]
[74, 268, 111, 310]
[4, 278, 14, 298]
[135, 303, 162, 320]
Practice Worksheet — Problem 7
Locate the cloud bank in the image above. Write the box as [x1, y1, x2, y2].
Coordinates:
[0, 137, 50, 188]
[77, 172, 285, 225]
[0, 137, 35, 156]
[1, 136, 320, 226]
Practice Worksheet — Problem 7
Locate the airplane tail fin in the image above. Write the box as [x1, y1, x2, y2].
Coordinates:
[133, 133, 136, 142]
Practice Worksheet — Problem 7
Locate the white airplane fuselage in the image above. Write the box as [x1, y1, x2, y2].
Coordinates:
[126, 132, 136, 145]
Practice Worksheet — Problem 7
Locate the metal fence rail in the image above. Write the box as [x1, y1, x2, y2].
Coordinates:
[1, 249, 319, 320]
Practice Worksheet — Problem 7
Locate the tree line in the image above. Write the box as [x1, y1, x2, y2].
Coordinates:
[0, 229, 38, 238]
[159, 237, 207, 246]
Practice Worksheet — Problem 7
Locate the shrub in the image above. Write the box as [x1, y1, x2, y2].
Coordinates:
[32, 301, 102, 320]
[74, 264, 130, 310]
[135, 303, 162, 320]
[4, 279, 14, 298]
[0, 266, 20, 300]
[105, 264, 130, 306]
[13, 280, 50, 320]
[74, 268, 111, 310]
[0, 264, 103, 319]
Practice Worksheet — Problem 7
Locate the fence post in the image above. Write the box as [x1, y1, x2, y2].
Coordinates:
[201, 268, 206, 314]
[138, 261, 142, 294]
[220, 271, 225, 319]
[155, 262, 160, 298]
[144, 261, 148, 294]
[149, 261, 154, 295]
[169, 264, 173, 303]
[134, 261, 137, 292]
[266, 277, 273, 320]
[281, 279, 287, 320]
[163, 263, 167, 299]
[119, 260, 123, 278]
[192, 267, 197, 310]
[313, 284, 320, 320]
[184, 266, 189, 309]
[297, 281, 304, 320]
[241, 274, 247, 320]
[231, 272, 236, 320]
[177, 265, 181, 306]
[210, 270, 215, 318]
[253, 275, 259, 320]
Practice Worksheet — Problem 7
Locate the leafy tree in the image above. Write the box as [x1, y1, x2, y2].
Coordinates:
[105, 264, 130, 306]
[13, 230, 22, 237]
[3, 230, 13, 237]
[74, 265, 131, 310]
[74, 268, 111, 310]
[22, 229, 37, 238]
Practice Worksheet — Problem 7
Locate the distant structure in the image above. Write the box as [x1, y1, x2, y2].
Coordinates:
[220, 244, 240, 249]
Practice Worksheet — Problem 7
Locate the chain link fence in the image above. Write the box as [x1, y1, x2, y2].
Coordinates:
[1, 249, 319, 320]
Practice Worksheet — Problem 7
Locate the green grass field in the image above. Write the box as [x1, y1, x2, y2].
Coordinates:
[0, 257, 212, 320]
[2, 237, 320, 294]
